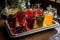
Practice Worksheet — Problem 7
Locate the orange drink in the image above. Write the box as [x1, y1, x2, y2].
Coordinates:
[43, 12, 54, 26]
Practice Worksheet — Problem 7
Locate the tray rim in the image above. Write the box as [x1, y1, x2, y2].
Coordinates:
[5, 20, 60, 38]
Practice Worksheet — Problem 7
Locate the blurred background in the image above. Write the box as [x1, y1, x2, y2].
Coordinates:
[0, 0, 60, 16]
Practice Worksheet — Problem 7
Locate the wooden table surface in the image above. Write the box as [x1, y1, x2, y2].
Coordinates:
[0, 19, 57, 40]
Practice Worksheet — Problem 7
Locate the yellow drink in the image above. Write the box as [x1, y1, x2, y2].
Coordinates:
[43, 12, 54, 26]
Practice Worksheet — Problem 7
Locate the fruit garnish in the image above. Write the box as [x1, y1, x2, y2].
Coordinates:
[47, 5, 56, 12]
[36, 14, 43, 18]
[36, 9, 43, 15]
[18, 0, 26, 11]
[25, 8, 35, 17]
[5, 8, 19, 15]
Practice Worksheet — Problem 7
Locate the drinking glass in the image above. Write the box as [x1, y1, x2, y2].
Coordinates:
[7, 14, 17, 34]
[16, 11, 25, 26]
[25, 9, 35, 30]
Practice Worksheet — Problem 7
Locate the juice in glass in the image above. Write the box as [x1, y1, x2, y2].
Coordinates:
[35, 9, 43, 28]
[16, 11, 25, 26]
[43, 12, 54, 26]
[7, 14, 17, 34]
[25, 9, 35, 30]
[16, 11, 27, 33]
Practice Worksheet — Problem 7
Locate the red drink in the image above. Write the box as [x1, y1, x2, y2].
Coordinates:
[25, 9, 35, 31]
[16, 11, 25, 26]
[7, 14, 17, 34]
[7, 15, 16, 28]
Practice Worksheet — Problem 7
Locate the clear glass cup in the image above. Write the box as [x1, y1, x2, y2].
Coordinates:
[16, 11, 25, 26]
[7, 14, 17, 34]
[25, 9, 35, 31]
[34, 4, 43, 28]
